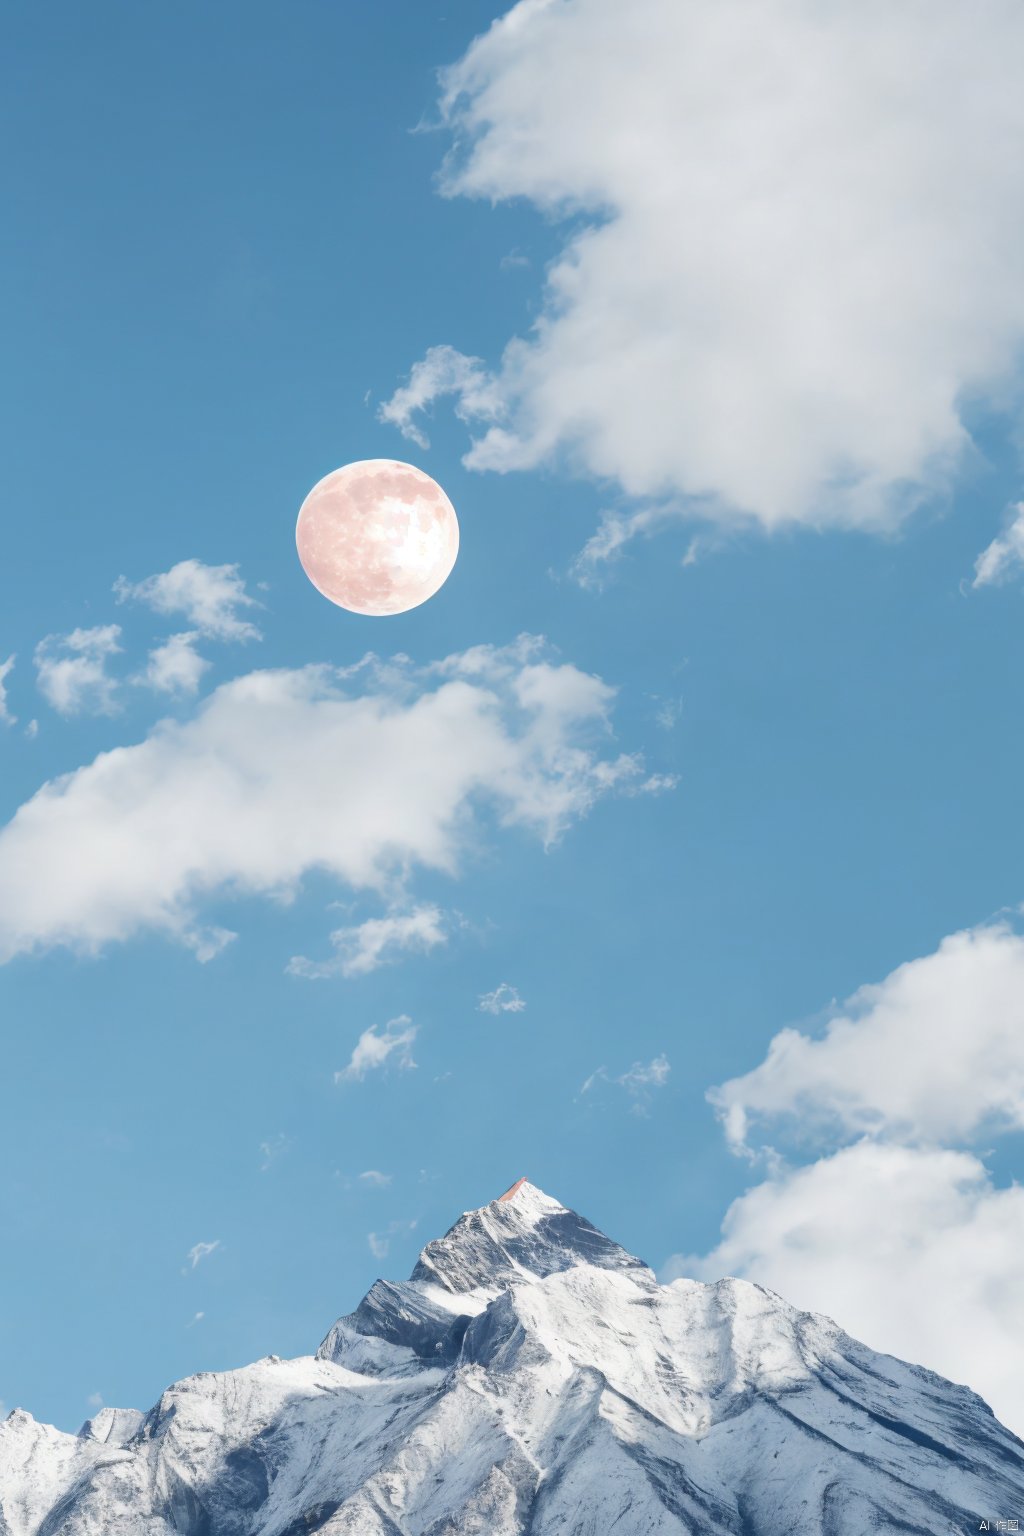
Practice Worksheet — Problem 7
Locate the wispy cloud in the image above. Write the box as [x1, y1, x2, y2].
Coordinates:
[186, 1239, 220, 1270]
[378, 344, 504, 452]
[972, 502, 1024, 588]
[335, 1017, 418, 1084]
[478, 982, 526, 1015]
[359, 1169, 392, 1187]
[34, 625, 122, 716]
[259, 1133, 290, 1172]
[0, 656, 16, 725]
[115, 558, 261, 642]
[580, 1054, 670, 1114]
[288, 904, 447, 980]
[367, 1217, 417, 1261]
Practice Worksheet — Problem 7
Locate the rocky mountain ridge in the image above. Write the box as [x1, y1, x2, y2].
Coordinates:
[2, 1179, 1021, 1534]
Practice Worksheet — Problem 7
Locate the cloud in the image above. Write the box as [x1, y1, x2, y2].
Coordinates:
[0, 641, 649, 964]
[0, 655, 15, 725]
[34, 626, 121, 716]
[141, 632, 210, 696]
[186, 1311, 205, 1327]
[259, 1133, 290, 1172]
[386, 0, 1024, 555]
[114, 559, 261, 642]
[359, 1169, 392, 1187]
[288, 903, 447, 980]
[378, 344, 505, 451]
[186, 1240, 220, 1270]
[581, 1053, 670, 1111]
[671, 1142, 1024, 1435]
[675, 920, 1024, 1433]
[710, 921, 1024, 1152]
[478, 982, 526, 1014]
[972, 502, 1024, 588]
[335, 1016, 418, 1083]
[368, 1218, 417, 1261]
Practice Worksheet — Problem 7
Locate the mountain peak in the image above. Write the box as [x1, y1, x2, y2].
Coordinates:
[7, 1183, 1024, 1534]
[317, 1182, 648, 1370]
[412, 1182, 644, 1295]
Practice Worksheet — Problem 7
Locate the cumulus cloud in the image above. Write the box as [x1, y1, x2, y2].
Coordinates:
[386, 0, 1024, 555]
[710, 922, 1024, 1151]
[675, 921, 1024, 1432]
[478, 982, 526, 1014]
[34, 625, 122, 716]
[335, 1016, 418, 1083]
[115, 559, 260, 642]
[0, 655, 16, 725]
[972, 502, 1024, 588]
[141, 632, 210, 696]
[672, 1142, 1024, 1434]
[186, 1240, 220, 1270]
[0, 640, 648, 963]
[288, 903, 447, 980]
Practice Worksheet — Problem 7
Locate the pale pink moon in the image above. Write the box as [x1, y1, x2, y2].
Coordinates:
[295, 459, 460, 617]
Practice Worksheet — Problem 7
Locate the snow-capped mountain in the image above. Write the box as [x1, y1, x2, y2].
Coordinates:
[2, 1179, 1021, 1534]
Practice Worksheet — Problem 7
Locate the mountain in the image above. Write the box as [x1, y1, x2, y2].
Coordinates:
[2, 1179, 1022, 1534]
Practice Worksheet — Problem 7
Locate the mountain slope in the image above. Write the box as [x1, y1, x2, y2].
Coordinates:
[2, 1180, 1021, 1534]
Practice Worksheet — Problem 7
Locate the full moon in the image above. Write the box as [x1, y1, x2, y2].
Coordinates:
[295, 459, 459, 617]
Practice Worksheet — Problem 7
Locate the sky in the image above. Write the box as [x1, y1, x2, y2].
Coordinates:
[3, 0, 1024, 1436]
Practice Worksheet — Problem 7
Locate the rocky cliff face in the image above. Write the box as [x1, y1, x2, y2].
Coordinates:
[2, 1180, 1022, 1534]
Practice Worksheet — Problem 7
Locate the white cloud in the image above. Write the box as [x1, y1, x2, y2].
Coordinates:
[671, 1142, 1024, 1434]
[34, 626, 121, 716]
[581, 1053, 670, 1109]
[288, 903, 447, 980]
[0, 641, 647, 963]
[186, 1311, 205, 1327]
[86, 1392, 103, 1411]
[676, 920, 1024, 1433]
[387, 0, 1024, 556]
[973, 502, 1024, 588]
[335, 1016, 418, 1083]
[368, 1218, 417, 1261]
[186, 1240, 220, 1270]
[259, 1133, 290, 1172]
[710, 921, 1024, 1152]
[0, 655, 16, 725]
[359, 1169, 392, 1187]
[478, 982, 526, 1014]
[141, 632, 210, 696]
[378, 344, 505, 450]
[115, 559, 260, 642]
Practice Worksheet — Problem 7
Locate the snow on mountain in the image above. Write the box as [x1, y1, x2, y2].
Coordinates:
[2, 1179, 1022, 1534]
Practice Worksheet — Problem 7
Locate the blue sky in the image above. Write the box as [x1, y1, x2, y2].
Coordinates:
[3, 0, 1024, 1434]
